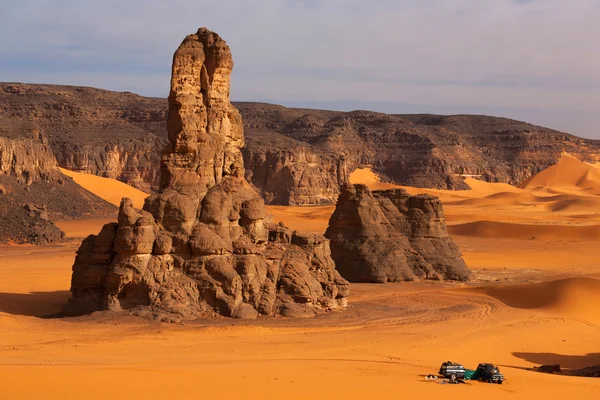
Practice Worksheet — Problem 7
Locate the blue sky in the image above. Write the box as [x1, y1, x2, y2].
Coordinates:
[1, 0, 599, 138]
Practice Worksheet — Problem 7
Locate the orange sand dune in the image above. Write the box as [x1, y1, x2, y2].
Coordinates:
[266, 205, 334, 233]
[349, 167, 402, 191]
[447, 191, 538, 207]
[55, 217, 116, 239]
[544, 196, 600, 213]
[473, 277, 600, 320]
[60, 168, 148, 209]
[520, 154, 600, 195]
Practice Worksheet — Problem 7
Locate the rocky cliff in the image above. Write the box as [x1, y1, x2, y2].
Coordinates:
[242, 127, 348, 205]
[3, 85, 600, 204]
[242, 106, 600, 190]
[325, 184, 471, 282]
[0, 133, 115, 244]
[67, 28, 349, 321]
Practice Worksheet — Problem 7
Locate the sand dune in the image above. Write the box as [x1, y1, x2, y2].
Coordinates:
[475, 277, 600, 320]
[520, 154, 600, 195]
[266, 205, 334, 233]
[448, 191, 537, 207]
[60, 168, 148, 209]
[349, 167, 402, 191]
[55, 217, 116, 239]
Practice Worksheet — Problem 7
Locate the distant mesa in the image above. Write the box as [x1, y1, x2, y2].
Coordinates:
[66, 28, 349, 321]
[4, 82, 600, 206]
[325, 184, 471, 283]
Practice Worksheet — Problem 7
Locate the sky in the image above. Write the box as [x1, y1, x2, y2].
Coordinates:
[1, 0, 599, 138]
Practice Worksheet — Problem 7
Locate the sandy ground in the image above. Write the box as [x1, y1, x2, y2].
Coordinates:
[1, 159, 600, 399]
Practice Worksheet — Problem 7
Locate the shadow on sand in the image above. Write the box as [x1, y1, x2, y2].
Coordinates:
[513, 352, 600, 368]
[511, 352, 600, 377]
[0, 291, 70, 317]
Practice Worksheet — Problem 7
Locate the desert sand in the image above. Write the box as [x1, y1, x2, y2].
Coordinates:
[1, 158, 600, 399]
[60, 167, 148, 209]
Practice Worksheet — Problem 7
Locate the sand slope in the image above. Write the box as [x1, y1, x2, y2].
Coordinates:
[60, 168, 148, 209]
[520, 154, 600, 195]
[475, 277, 600, 319]
[449, 221, 600, 240]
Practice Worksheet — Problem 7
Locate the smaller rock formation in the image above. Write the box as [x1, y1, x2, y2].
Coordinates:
[325, 184, 471, 282]
[537, 364, 562, 374]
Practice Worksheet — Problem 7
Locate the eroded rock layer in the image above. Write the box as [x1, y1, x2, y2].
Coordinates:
[4, 84, 599, 204]
[325, 184, 471, 283]
[67, 28, 349, 321]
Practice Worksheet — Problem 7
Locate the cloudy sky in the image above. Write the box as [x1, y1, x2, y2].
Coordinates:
[2, 0, 599, 137]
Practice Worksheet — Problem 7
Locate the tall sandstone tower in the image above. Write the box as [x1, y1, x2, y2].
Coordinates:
[67, 28, 349, 321]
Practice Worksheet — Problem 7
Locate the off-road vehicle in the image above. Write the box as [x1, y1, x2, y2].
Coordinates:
[475, 363, 504, 384]
[438, 361, 466, 380]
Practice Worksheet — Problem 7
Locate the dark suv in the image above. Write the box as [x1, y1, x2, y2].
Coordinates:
[439, 361, 466, 380]
[476, 363, 504, 384]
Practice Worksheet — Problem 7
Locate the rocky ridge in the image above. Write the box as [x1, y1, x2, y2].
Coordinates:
[67, 28, 349, 321]
[325, 184, 471, 282]
[3, 84, 599, 205]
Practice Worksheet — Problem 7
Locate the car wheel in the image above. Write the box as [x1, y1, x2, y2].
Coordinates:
[498, 380, 503, 385]
[451, 373, 457, 381]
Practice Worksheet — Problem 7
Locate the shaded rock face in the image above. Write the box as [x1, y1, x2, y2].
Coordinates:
[67, 28, 349, 321]
[325, 184, 471, 283]
[0, 202, 65, 245]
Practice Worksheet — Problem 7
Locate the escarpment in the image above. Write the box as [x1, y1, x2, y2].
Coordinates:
[4, 84, 599, 205]
[0, 83, 168, 192]
[66, 28, 349, 321]
[325, 184, 471, 283]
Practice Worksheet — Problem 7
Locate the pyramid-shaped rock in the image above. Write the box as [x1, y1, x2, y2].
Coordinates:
[66, 28, 349, 321]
